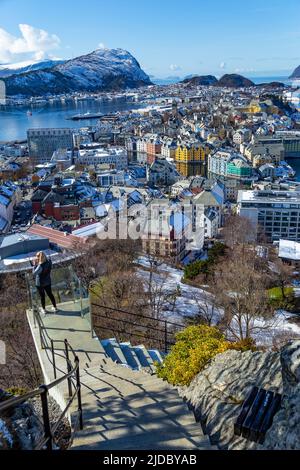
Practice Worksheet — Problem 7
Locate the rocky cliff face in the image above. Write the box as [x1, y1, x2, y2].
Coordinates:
[264, 340, 300, 449]
[3, 48, 152, 97]
[179, 344, 300, 450]
[0, 390, 70, 449]
[0, 390, 43, 449]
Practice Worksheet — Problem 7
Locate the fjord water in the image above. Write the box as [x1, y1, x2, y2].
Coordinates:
[0, 97, 142, 142]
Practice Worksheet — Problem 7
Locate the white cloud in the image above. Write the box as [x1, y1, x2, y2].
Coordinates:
[0, 24, 61, 64]
[235, 67, 255, 74]
[169, 64, 182, 72]
[220, 61, 226, 69]
[98, 42, 106, 50]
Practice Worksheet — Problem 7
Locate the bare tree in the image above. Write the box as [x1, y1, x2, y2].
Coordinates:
[186, 286, 223, 327]
[0, 274, 42, 389]
[214, 249, 273, 341]
[222, 214, 256, 249]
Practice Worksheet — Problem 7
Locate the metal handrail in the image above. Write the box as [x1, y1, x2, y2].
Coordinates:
[91, 302, 184, 353]
[0, 305, 84, 450]
[91, 299, 184, 328]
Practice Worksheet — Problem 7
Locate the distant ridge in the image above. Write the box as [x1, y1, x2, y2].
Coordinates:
[216, 74, 254, 88]
[181, 75, 218, 86]
[255, 81, 285, 88]
[0, 59, 65, 78]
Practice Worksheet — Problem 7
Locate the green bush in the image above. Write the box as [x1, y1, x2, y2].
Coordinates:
[268, 287, 296, 311]
[156, 325, 232, 386]
[156, 325, 256, 386]
[268, 286, 294, 300]
[184, 259, 211, 280]
[183, 243, 226, 281]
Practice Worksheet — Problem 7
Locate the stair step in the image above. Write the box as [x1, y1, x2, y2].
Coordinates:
[100, 338, 128, 365]
[148, 349, 165, 364]
[72, 423, 211, 450]
[132, 345, 156, 371]
[85, 403, 196, 430]
[119, 342, 142, 369]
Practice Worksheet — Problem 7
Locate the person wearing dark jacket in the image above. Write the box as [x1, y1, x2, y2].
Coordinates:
[32, 251, 57, 314]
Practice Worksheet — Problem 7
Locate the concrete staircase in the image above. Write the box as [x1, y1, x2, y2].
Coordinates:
[72, 362, 213, 450]
[27, 303, 216, 451]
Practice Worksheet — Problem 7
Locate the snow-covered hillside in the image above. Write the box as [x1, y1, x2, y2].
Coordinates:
[0, 59, 65, 78]
[2, 48, 152, 96]
[137, 257, 300, 347]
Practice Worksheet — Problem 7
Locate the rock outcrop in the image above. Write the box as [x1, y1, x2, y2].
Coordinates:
[181, 75, 218, 86]
[180, 341, 300, 450]
[289, 65, 300, 79]
[0, 390, 70, 449]
[179, 349, 282, 449]
[264, 340, 300, 449]
[216, 74, 254, 88]
[0, 390, 43, 449]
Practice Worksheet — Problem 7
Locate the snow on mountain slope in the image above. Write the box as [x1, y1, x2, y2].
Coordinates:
[0, 59, 65, 78]
[2, 48, 152, 96]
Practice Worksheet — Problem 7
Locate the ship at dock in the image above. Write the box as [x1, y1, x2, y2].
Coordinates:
[67, 111, 104, 121]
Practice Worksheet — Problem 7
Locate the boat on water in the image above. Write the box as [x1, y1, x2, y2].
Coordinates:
[66, 111, 103, 121]
[26, 110, 32, 116]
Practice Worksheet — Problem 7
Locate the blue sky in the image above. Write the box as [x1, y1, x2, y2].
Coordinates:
[0, 0, 299, 77]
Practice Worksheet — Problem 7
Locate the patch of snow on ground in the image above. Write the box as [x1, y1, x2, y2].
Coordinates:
[137, 256, 223, 323]
[136, 257, 300, 346]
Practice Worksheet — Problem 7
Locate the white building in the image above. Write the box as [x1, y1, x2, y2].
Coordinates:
[233, 128, 251, 146]
[76, 147, 127, 170]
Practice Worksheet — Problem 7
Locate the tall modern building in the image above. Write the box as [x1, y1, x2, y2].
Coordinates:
[237, 190, 300, 242]
[27, 128, 74, 164]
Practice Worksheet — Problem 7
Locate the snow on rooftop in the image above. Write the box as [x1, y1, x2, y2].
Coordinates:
[279, 239, 300, 261]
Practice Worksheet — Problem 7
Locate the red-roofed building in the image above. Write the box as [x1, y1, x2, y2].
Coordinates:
[27, 225, 88, 250]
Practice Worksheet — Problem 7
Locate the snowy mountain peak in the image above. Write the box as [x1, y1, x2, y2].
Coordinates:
[3, 48, 151, 96]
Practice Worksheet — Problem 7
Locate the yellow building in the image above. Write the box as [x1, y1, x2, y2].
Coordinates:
[175, 143, 207, 177]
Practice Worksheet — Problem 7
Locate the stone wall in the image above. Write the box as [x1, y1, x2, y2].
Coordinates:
[179, 349, 284, 450]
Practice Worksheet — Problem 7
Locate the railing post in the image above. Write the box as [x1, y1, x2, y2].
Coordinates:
[40, 385, 53, 451]
[75, 357, 84, 430]
[64, 339, 72, 398]
[33, 305, 37, 328]
[40, 325, 44, 350]
[164, 321, 168, 354]
[79, 279, 83, 318]
[51, 339, 57, 379]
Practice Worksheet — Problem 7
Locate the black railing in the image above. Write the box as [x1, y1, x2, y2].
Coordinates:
[0, 306, 84, 450]
[91, 301, 185, 353]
